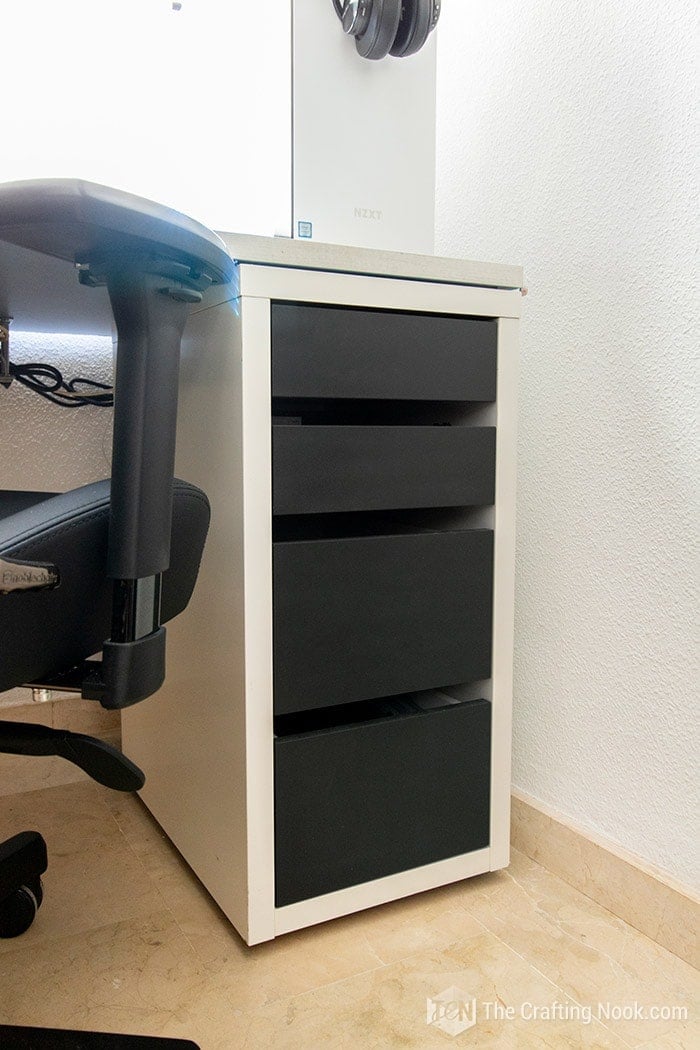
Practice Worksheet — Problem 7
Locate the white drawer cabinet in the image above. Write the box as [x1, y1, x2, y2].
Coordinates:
[122, 237, 521, 945]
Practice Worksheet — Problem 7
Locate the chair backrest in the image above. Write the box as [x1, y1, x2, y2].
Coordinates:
[0, 479, 209, 698]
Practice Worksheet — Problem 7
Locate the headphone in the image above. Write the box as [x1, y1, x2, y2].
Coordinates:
[332, 0, 441, 61]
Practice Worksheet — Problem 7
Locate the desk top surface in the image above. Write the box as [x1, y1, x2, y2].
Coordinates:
[0, 233, 523, 337]
[222, 233, 523, 292]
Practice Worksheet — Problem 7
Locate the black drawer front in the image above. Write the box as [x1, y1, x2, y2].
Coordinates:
[275, 698, 491, 906]
[271, 303, 497, 401]
[273, 530, 494, 715]
[273, 426, 496, 515]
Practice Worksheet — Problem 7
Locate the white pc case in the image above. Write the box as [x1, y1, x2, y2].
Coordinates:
[292, 0, 436, 252]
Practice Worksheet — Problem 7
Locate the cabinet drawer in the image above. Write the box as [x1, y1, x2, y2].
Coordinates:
[275, 697, 491, 906]
[273, 530, 493, 715]
[271, 302, 497, 401]
[272, 425, 495, 515]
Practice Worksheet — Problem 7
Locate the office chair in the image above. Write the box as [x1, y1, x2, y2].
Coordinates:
[0, 179, 234, 941]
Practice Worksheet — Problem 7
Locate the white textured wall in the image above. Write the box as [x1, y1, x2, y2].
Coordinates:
[436, 0, 699, 886]
[0, 332, 113, 491]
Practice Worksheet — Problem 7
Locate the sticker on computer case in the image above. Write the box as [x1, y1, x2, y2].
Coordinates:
[297, 221, 313, 239]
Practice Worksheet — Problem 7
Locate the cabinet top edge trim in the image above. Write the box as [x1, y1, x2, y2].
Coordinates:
[218, 232, 523, 291]
[234, 267, 521, 320]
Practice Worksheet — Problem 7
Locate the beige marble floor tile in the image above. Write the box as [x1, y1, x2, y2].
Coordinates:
[100, 792, 488, 988]
[0, 780, 123, 856]
[0, 910, 206, 1034]
[459, 850, 699, 1045]
[234, 935, 631, 1050]
[511, 794, 700, 969]
[179, 913, 389, 1013]
[329, 880, 488, 967]
[0, 846, 165, 955]
[153, 855, 488, 978]
[98, 787, 179, 872]
[0, 751, 90, 796]
[500, 851, 696, 992]
[95, 792, 254, 972]
[95, 794, 392, 1009]
[0, 786, 166, 954]
[0, 781, 696, 1050]
[634, 1021, 699, 1049]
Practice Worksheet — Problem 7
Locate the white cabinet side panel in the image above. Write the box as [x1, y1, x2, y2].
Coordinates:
[489, 316, 519, 869]
[239, 297, 276, 944]
[122, 294, 274, 943]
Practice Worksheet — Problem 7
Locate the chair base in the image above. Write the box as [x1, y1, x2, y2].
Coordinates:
[0, 1027, 199, 1048]
[0, 830, 48, 938]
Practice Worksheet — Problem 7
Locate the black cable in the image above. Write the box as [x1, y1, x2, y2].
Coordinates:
[332, 0, 345, 19]
[8, 360, 114, 408]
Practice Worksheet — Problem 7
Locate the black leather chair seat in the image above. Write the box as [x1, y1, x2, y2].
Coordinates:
[0, 480, 209, 694]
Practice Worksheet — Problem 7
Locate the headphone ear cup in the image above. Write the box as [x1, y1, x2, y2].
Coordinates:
[389, 0, 433, 58]
[355, 0, 402, 60]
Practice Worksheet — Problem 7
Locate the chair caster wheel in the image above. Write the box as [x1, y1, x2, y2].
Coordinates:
[0, 877, 43, 938]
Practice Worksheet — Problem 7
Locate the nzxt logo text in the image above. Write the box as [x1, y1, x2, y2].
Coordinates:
[354, 207, 383, 221]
